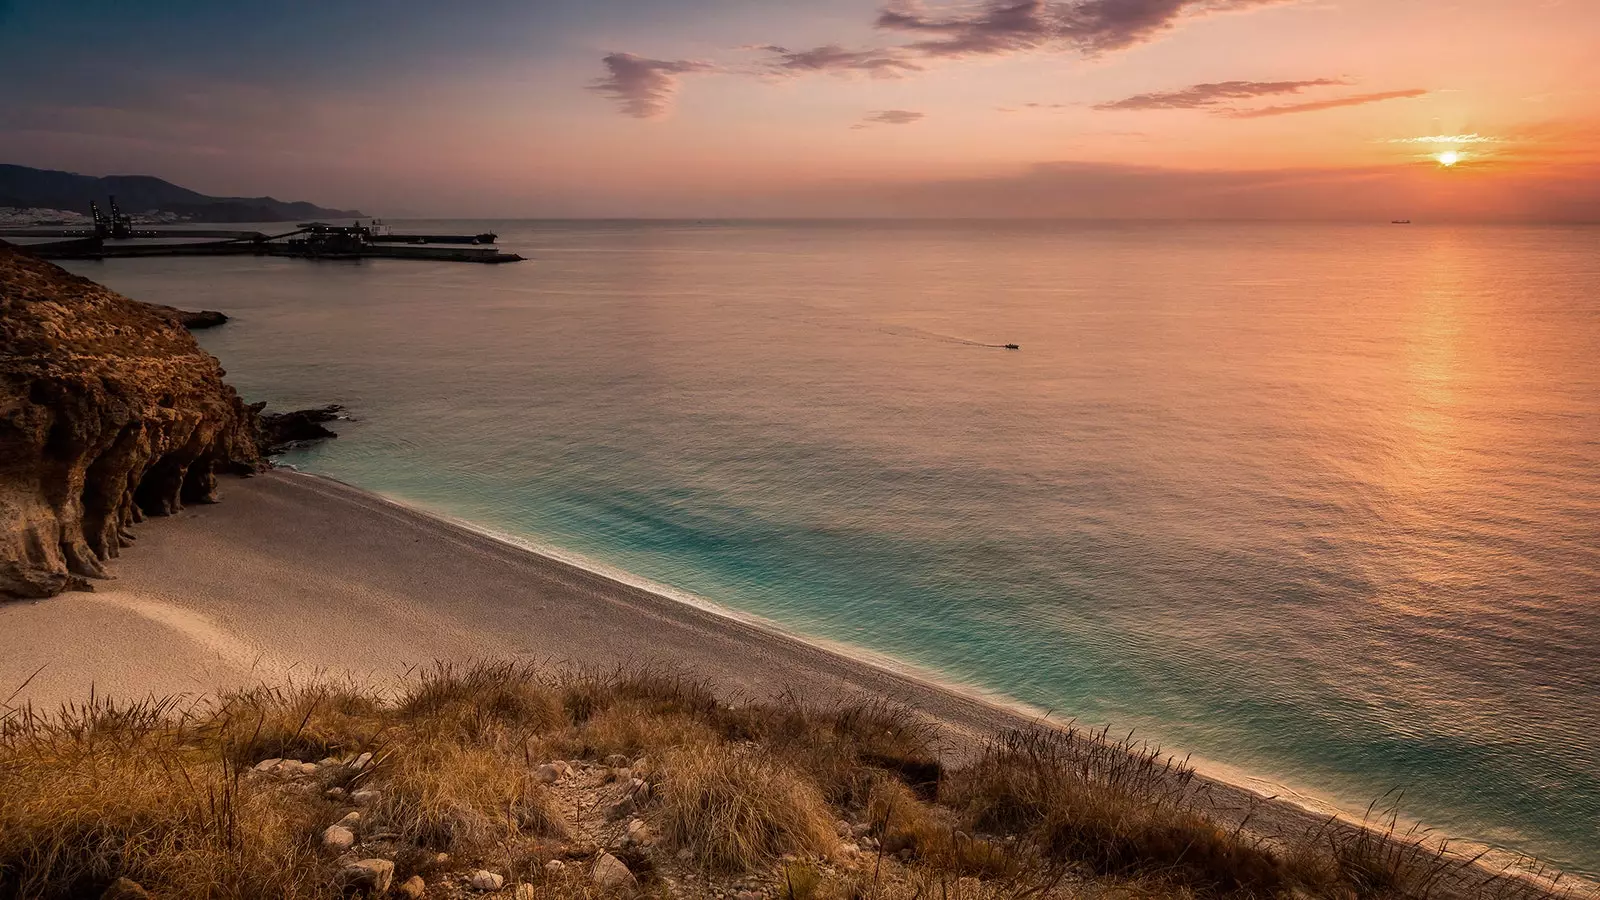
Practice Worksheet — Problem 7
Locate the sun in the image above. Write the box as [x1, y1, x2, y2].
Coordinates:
[1435, 150, 1462, 167]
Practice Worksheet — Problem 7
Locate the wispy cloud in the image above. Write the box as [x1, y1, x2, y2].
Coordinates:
[1223, 88, 1427, 118]
[761, 44, 924, 78]
[1095, 79, 1345, 111]
[853, 109, 927, 128]
[590, 53, 716, 119]
[1386, 133, 1503, 144]
[876, 0, 1295, 58]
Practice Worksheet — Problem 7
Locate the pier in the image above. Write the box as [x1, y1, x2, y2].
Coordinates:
[0, 198, 523, 264]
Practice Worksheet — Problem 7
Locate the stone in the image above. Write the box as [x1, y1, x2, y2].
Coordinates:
[591, 852, 638, 890]
[604, 753, 630, 769]
[611, 766, 632, 783]
[339, 859, 394, 895]
[396, 875, 426, 900]
[534, 763, 564, 784]
[257, 404, 343, 455]
[625, 818, 653, 846]
[337, 811, 362, 828]
[322, 825, 356, 851]
[0, 247, 263, 599]
[350, 751, 375, 770]
[603, 794, 634, 822]
[140, 302, 229, 331]
[253, 758, 285, 773]
[545, 859, 566, 872]
[676, 848, 693, 861]
[273, 759, 305, 777]
[351, 789, 380, 805]
[736, 892, 764, 900]
[299, 762, 320, 776]
[834, 820, 851, 838]
[100, 878, 150, 900]
[469, 870, 504, 892]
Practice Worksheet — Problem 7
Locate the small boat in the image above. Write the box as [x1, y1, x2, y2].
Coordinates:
[1003, 343, 1020, 350]
[1392, 219, 1412, 224]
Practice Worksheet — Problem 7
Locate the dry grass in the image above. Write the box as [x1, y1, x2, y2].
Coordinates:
[948, 725, 1287, 896]
[0, 662, 1589, 900]
[0, 697, 332, 900]
[657, 741, 840, 872]
[372, 736, 568, 851]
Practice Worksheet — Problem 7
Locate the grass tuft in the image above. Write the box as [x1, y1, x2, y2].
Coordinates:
[658, 741, 839, 872]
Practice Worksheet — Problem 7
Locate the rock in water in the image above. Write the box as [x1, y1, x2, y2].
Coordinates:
[0, 246, 262, 599]
[139, 302, 229, 330]
[256, 404, 343, 455]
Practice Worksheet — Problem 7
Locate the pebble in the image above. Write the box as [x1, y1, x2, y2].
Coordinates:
[337, 811, 362, 828]
[545, 859, 566, 872]
[591, 851, 638, 890]
[534, 763, 565, 784]
[253, 757, 284, 773]
[625, 818, 653, 846]
[395, 875, 426, 900]
[469, 870, 504, 892]
[99, 878, 149, 900]
[351, 789, 380, 805]
[321, 825, 356, 851]
[339, 859, 394, 896]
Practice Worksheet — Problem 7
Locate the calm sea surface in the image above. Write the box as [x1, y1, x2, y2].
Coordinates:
[63, 221, 1600, 874]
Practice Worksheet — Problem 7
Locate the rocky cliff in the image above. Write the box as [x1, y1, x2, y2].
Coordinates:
[1, 245, 262, 598]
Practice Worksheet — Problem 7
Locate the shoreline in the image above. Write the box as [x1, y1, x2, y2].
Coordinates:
[0, 469, 1577, 887]
[299, 477, 1580, 887]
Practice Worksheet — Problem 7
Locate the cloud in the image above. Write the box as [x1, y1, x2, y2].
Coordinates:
[1222, 88, 1427, 118]
[762, 44, 924, 78]
[1095, 79, 1345, 111]
[590, 52, 716, 119]
[1386, 133, 1503, 144]
[875, 0, 1293, 58]
[853, 109, 926, 128]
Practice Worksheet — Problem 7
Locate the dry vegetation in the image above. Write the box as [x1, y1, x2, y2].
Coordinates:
[0, 662, 1587, 900]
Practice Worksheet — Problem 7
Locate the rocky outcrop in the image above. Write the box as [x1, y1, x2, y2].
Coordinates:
[142, 303, 229, 330]
[1, 245, 262, 598]
[257, 404, 342, 455]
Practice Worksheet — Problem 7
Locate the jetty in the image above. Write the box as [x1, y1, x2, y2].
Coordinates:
[0, 198, 523, 264]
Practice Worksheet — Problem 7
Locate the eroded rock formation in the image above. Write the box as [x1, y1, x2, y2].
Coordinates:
[1, 246, 262, 598]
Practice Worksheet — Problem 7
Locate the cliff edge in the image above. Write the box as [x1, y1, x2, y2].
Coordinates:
[0, 245, 261, 598]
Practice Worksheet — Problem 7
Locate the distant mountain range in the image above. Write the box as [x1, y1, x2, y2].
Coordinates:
[0, 164, 362, 223]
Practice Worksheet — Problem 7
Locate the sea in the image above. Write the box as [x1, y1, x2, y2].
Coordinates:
[59, 220, 1600, 875]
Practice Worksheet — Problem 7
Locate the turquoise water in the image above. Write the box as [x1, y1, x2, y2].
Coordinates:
[64, 221, 1600, 874]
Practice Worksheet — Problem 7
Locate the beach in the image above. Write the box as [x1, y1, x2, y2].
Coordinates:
[1, 469, 1341, 846]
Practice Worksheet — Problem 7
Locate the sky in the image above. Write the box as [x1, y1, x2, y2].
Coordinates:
[1, 0, 1597, 219]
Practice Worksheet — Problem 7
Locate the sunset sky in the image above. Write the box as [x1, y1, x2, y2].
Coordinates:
[2, 0, 1597, 219]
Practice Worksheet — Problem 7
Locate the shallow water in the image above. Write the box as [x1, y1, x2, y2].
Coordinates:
[64, 221, 1600, 873]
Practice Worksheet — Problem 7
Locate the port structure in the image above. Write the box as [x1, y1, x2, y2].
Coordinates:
[0, 199, 523, 264]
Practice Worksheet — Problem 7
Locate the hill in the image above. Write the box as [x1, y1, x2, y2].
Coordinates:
[0, 164, 362, 222]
